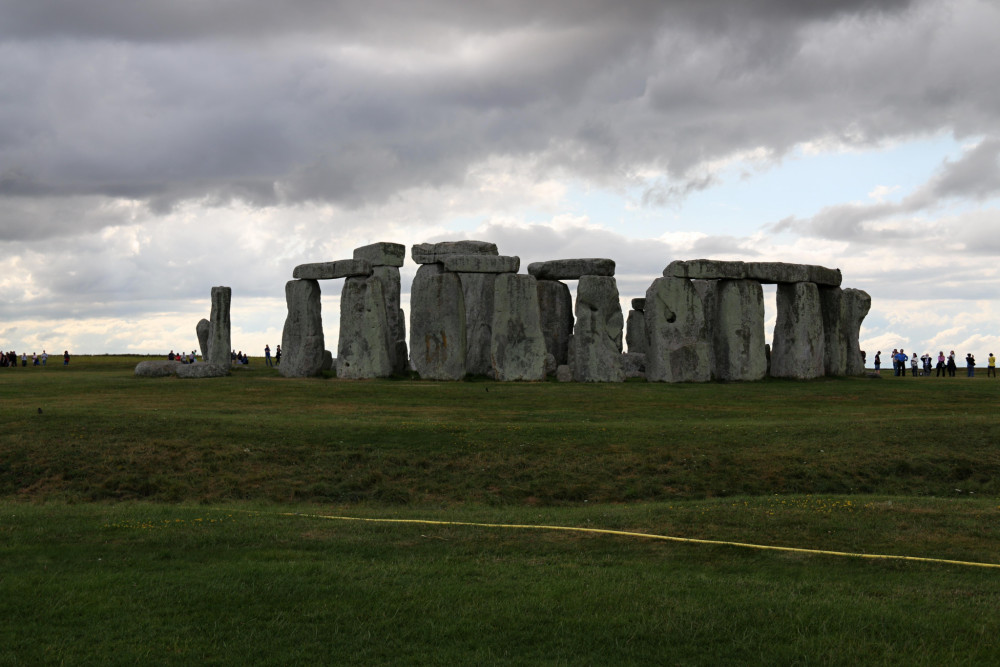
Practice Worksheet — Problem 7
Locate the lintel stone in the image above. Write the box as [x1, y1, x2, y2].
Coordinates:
[353, 242, 406, 267]
[293, 259, 372, 280]
[412, 241, 498, 264]
[441, 254, 520, 273]
[527, 258, 615, 280]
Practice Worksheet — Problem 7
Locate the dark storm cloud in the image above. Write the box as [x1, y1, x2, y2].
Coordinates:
[0, 0, 989, 239]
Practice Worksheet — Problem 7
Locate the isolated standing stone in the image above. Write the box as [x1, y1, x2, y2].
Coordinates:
[644, 277, 711, 383]
[536, 279, 574, 365]
[196, 318, 210, 359]
[410, 264, 466, 380]
[843, 288, 872, 375]
[337, 276, 393, 379]
[625, 309, 648, 354]
[570, 275, 624, 382]
[279, 279, 326, 377]
[712, 280, 767, 381]
[490, 273, 546, 381]
[207, 286, 231, 366]
[459, 272, 499, 377]
[770, 282, 825, 379]
[373, 265, 407, 375]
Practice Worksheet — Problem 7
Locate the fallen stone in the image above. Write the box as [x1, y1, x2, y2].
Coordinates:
[490, 273, 546, 381]
[410, 264, 467, 380]
[458, 272, 499, 377]
[440, 255, 520, 273]
[556, 364, 573, 382]
[536, 279, 574, 366]
[544, 353, 558, 377]
[196, 318, 210, 359]
[279, 279, 326, 377]
[644, 277, 711, 383]
[176, 363, 229, 378]
[292, 259, 372, 280]
[527, 258, 615, 280]
[770, 282, 825, 379]
[353, 242, 406, 267]
[134, 360, 182, 377]
[337, 275, 393, 379]
[570, 275, 624, 382]
[207, 286, 231, 366]
[411, 240, 498, 264]
[625, 309, 648, 355]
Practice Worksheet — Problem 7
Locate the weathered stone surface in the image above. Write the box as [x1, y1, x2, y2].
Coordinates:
[353, 242, 406, 267]
[664, 259, 842, 287]
[410, 264, 466, 380]
[322, 350, 334, 372]
[207, 286, 231, 366]
[411, 240, 498, 264]
[490, 273, 546, 381]
[458, 272, 499, 377]
[134, 360, 181, 377]
[570, 275, 624, 382]
[536, 279, 573, 366]
[711, 280, 767, 381]
[747, 262, 841, 287]
[623, 352, 646, 379]
[196, 318, 210, 359]
[644, 277, 711, 383]
[544, 353, 558, 377]
[176, 363, 229, 378]
[625, 310, 648, 355]
[337, 276, 393, 379]
[527, 258, 615, 280]
[820, 287, 872, 376]
[373, 266, 407, 375]
[292, 259, 372, 280]
[770, 282, 825, 379]
[664, 259, 748, 281]
[556, 364, 573, 382]
[631, 298, 646, 311]
[279, 279, 326, 377]
[440, 255, 519, 274]
[842, 289, 871, 376]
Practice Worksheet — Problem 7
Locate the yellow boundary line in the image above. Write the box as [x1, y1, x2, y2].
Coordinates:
[260, 511, 1000, 570]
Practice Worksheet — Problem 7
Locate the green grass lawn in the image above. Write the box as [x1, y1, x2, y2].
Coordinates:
[2, 357, 999, 664]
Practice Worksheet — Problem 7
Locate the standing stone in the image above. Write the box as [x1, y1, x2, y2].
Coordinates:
[196, 319, 210, 360]
[373, 265, 407, 375]
[490, 273, 546, 381]
[570, 275, 624, 382]
[536, 279, 573, 365]
[644, 277, 711, 383]
[819, 287, 847, 376]
[207, 286, 231, 366]
[712, 280, 767, 381]
[843, 288, 872, 375]
[337, 275, 393, 379]
[459, 272, 499, 377]
[625, 309, 648, 354]
[410, 264, 466, 380]
[279, 279, 326, 377]
[771, 282, 825, 379]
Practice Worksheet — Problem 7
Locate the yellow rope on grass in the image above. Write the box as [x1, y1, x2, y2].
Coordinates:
[258, 511, 1000, 570]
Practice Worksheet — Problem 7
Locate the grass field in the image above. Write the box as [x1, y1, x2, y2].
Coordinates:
[2, 356, 999, 664]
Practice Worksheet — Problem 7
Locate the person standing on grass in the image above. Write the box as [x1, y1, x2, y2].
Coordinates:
[988, 353, 996, 378]
[891, 348, 899, 375]
[910, 353, 918, 376]
[936, 351, 946, 377]
[966, 353, 976, 377]
[922, 353, 932, 376]
[41, 350, 47, 366]
[63, 350, 70, 365]
[275, 345, 281, 366]
[265, 344, 273, 367]
[874, 351, 881, 376]
[947, 351, 957, 377]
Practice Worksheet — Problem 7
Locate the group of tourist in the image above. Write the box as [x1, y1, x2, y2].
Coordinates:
[263, 344, 281, 367]
[167, 350, 198, 363]
[165, 345, 283, 366]
[2, 350, 69, 367]
[872, 349, 995, 378]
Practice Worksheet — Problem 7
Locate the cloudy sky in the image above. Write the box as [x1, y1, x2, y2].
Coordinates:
[2, 0, 999, 360]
